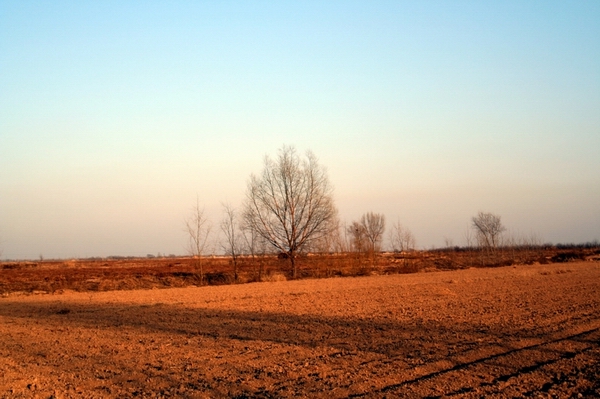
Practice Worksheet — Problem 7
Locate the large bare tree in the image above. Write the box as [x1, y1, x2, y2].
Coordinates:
[243, 145, 338, 279]
[185, 197, 212, 284]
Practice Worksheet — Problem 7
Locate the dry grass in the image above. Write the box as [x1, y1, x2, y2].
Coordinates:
[0, 246, 598, 295]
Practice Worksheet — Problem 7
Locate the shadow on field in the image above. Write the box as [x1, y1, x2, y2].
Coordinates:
[0, 299, 564, 362]
[2, 299, 600, 398]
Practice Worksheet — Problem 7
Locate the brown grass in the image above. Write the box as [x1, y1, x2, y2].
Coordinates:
[0, 246, 597, 295]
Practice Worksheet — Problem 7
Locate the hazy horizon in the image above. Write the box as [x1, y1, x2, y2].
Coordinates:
[1, 1, 599, 260]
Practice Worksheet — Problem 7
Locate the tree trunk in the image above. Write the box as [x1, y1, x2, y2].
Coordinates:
[233, 256, 238, 283]
[195, 258, 204, 286]
[290, 251, 297, 279]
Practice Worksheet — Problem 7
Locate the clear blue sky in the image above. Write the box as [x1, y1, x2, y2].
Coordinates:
[1, 1, 599, 259]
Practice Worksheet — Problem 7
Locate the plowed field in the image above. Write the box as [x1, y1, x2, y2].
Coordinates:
[1, 261, 599, 398]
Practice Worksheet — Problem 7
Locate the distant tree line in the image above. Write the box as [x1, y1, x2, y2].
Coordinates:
[183, 145, 596, 283]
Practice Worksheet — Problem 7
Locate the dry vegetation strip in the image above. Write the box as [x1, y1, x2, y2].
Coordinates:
[0, 261, 599, 398]
[1, 247, 596, 295]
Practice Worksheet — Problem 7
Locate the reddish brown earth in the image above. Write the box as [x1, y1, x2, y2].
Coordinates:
[1, 261, 599, 398]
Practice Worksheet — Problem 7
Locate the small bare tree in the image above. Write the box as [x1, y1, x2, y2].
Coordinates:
[347, 220, 367, 253]
[185, 198, 212, 285]
[243, 145, 338, 279]
[360, 212, 386, 253]
[389, 219, 416, 252]
[463, 224, 475, 248]
[472, 212, 506, 265]
[240, 221, 258, 257]
[220, 203, 242, 282]
[346, 212, 385, 268]
[472, 211, 505, 250]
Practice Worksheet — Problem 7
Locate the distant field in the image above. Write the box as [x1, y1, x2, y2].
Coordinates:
[0, 261, 599, 398]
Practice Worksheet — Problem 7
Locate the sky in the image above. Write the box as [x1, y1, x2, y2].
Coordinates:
[1, 1, 599, 259]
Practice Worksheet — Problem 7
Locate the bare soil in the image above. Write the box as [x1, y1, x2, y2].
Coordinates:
[1, 261, 599, 398]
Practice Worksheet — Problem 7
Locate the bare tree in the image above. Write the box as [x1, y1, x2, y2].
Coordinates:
[340, 221, 354, 253]
[443, 237, 454, 249]
[243, 145, 338, 279]
[347, 212, 385, 266]
[240, 221, 258, 257]
[360, 212, 386, 253]
[220, 203, 242, 282]
[241, 223, 271, 281]
[389, 219, 416, 252]
[463, 224, 474, 248]
[185, 197, 212, 284]
[240, 217, 274, 282]
[310, 215, 345, 254]
[347, 220, 368, 253]
[472, 211, 505, 251]
[304, 216, 344, 277]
